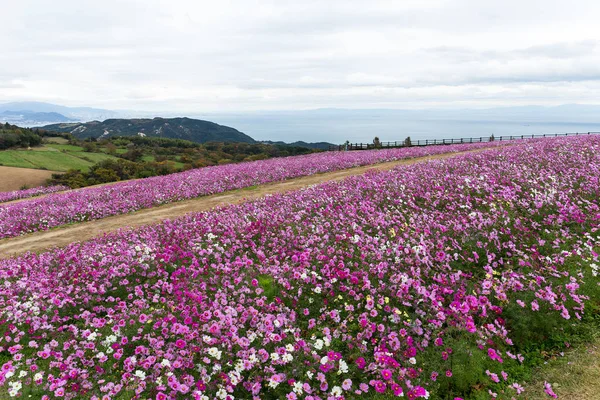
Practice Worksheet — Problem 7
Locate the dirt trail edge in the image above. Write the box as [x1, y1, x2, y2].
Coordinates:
[0, 148, 493, 259]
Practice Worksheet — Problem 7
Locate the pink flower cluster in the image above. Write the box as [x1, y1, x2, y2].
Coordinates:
[0, 185, 67, 204]
[0, 142, 499, 239]
[0, 136, 598, 399]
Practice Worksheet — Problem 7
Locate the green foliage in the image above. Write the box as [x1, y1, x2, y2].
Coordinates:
[0, 123, 42, 149]
[257, 275, 278, 302]
[373, 136, 381, 148]
[41, 117, 257, 144]
[48, 136, 318, 188]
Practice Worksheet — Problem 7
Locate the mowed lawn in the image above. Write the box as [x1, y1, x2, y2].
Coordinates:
[0, 144, 118, 172]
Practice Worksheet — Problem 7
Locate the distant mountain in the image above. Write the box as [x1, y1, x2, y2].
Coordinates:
[261, 140, 333, 150]
[0, 110, 76, 125]
[41, 117, 256, 144]
[0, 102, 119, 122]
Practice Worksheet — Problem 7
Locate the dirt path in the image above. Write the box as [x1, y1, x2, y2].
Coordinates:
[0, 149, 491, 259]
[0, 166, 60, 192]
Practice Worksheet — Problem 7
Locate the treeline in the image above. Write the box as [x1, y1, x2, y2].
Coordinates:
[0, 123, 43, 149]
[0, 123, 73, 150]
[50, 136, 318, 188]
[95, 136, 315, 164]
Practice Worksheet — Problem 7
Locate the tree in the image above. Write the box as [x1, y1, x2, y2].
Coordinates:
[105, 143, 117, 155]
[89, 168, 120, 184]
[82, 142, 97, 152]
[373, 136, 381, 148]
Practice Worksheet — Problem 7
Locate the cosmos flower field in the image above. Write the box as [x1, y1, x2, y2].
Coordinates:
[0, 185, 67, 204]
[1, 136, 599, 399]
[0, 142, 498, 240]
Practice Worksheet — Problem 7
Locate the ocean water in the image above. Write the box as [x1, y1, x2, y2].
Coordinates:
[205, 112, 600, 145]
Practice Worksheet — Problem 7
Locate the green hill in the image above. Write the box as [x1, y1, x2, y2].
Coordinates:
[41, 117, 256, 144]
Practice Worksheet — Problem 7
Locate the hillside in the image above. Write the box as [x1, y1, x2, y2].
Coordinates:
[41, 117, 256, 144]
[260, 140, 333, 150]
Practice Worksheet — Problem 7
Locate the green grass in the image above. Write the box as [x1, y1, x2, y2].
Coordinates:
[69, 151, 117, 164]
[46, 143, 86, 152]
[16, 151, 93, 171]
[0, 151, 38, 168]
[43, 137, 69, 144]
[0, 145, 119, 172]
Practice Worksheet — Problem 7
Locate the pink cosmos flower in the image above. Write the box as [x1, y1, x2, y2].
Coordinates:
[355, 357, 366, 369]
[544, 382, 558, 398]
[342, 379, 352, 390]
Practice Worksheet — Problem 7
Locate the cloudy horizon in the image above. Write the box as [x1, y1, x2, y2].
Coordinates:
[2, 0, 600, 113]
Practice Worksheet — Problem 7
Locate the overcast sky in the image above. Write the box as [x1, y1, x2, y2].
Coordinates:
[1, 0, 600, 112]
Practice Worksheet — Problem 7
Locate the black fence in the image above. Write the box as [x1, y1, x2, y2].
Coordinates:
[329, 132, 600, 151]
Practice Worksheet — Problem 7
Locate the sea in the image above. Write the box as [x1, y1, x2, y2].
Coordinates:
[205, 112, 600, 145]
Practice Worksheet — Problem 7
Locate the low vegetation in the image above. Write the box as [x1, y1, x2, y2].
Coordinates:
[0, 185, 67, 203]
[0, 124, 318, 188]
[1, 136, 597, 399]
[49, 136, 316, 188]
[0, 142, 491, 240]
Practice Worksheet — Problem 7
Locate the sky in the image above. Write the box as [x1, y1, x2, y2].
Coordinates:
[1, 0, 600, 112]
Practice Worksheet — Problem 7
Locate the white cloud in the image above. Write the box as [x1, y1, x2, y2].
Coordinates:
[1, 0, 600, 111]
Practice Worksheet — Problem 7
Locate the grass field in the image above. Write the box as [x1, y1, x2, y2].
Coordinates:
[0, 144, 118, 172]
[43, 137, 69, 144]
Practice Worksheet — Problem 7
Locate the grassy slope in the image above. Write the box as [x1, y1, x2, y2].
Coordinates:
[0, 144, 118, 172]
